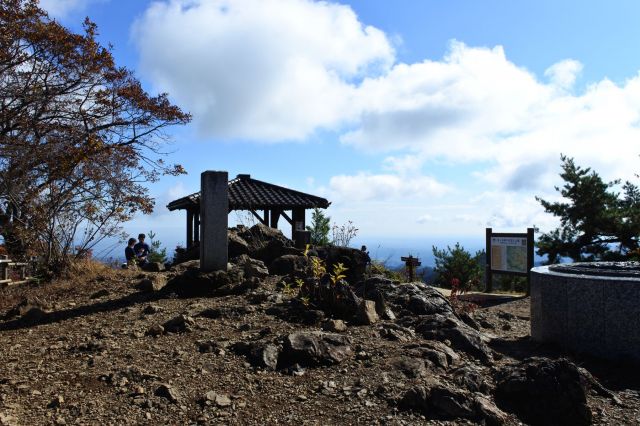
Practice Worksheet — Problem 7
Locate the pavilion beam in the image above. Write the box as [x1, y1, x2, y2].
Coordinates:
[186, 210, 194, 249]
[250, 210, 267, 225]
[281, 211, 293, 225]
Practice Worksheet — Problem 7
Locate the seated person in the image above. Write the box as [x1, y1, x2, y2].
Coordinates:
[124, 238, 137, 266]
[134, 233, 150, 266]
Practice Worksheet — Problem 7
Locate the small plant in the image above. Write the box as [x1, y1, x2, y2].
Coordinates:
[329, 262, 348, 286]
[449, 277, 478, 315]
[310, 256, 326, 279]
[147, 230, 168, 264]
[330, 220, 359, 247]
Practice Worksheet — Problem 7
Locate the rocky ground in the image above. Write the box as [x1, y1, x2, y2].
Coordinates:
[0, 227, 638, 425]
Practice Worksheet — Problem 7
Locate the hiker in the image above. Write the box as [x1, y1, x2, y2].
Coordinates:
[134, 233, 150, 266]
[124, 238, 137, 267]
[361, 245, 371, 271]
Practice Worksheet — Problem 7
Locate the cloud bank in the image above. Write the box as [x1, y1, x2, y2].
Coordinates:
[133, 0, 640, 234]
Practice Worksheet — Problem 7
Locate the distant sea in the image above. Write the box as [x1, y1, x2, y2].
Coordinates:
[91, 233, 549, 267]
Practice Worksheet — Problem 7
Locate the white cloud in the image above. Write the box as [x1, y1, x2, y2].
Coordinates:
[132, 1, 640, 239]
[545, 59, 583, 89]
[132, 0, 394, 141]
[327, 173, 450, 203]
[416, 214, 437, 224]
[39, 0, 102, 18]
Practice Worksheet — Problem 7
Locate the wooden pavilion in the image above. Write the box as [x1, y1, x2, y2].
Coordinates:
[166, 174, 330, 249]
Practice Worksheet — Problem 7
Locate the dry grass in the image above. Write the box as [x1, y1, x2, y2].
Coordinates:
[0, 259, 138, 313]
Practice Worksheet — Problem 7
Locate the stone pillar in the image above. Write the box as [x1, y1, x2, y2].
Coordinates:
[200, 171, 228, 272]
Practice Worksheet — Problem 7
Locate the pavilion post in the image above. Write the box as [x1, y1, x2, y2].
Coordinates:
[291, 208, 306, 247]
[263, 210, 270, 226]
[270, 209, 281, 228]
[194, 213, 200, 244]
[186, 210, 194, 249]
[200, 171, 228, 272]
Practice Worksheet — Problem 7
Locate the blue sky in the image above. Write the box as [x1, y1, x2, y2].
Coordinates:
[40, 0, 640, 263]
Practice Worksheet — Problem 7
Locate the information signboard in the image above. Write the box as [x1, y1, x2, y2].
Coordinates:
[490, 236, 528, 273]
[485, 228, 534, 294]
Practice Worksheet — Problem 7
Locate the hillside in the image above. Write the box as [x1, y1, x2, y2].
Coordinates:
[0, 227, 638, 425]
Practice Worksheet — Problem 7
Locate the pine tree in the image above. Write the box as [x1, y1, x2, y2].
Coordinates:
[306, 208, 331, 245]
[536, 155, 640, 263]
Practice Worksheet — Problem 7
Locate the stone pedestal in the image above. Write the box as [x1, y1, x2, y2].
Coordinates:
[200, 171, 228, 272]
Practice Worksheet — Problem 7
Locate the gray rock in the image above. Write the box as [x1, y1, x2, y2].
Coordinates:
[322, 319, 347, 333]
[228, 230, 249, 258]
[282, 331, 353, 367]
[357, 300, 379, 325]
[399, 384, 506, 424]
[4, 298, 51, 322]
[268, 254, 310, 276]
[142, 304, 162, 315]
[452, 366, 492, 394]
[233, 254, 269, 279]
[377, 323, 414, 342]
[389, 357, 428, 379]
[138, 275, 167, 292]
[494, 357, 593, 426]
[162, 315, 196, 333]
[232, 341, 281, 370]
[145, 324, 164, 337]
[414, 314, 493, 364]
[155, 384, 179, 403]
[142, 262, 165, 273]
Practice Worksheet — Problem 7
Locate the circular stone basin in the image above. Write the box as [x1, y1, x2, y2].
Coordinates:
[531, 262, 640, 363]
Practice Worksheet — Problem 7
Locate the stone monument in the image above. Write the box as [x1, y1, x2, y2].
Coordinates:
[531, 262, 640, 363]
[199, 171, 228, 272]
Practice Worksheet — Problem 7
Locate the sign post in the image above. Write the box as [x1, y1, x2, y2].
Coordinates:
[485, 228, 534, 294]
[401, 255, 421, 282]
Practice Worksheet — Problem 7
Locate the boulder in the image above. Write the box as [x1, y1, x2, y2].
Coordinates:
[281, 331, 353, 367]
[405, 341, 459, 370]
[399, 384, 507, 424]
[494, 357, 594, 426]
[413, 314, 493, 364]
[137, 275, 167, 292]
[452, 365, 492, 394]
[3, 298, 51, 322]
[314, 245, 368, 284]
[165, 262, 255, 297]
[162, 315, 196, 333]
[377, 323, 415, 342]
[228, 229, 249, 258]
[232, 341, 281, 370]
[239, 223, 294, 264]
[301, 277, 361, 319]
[233, 254, 269, 279]
[142, 262, 165, 272]
[269, 254, 310, 277]
[389, 357, 428, 379]
[357, 276, 454, 318]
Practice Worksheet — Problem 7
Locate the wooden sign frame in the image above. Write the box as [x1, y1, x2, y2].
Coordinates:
[485, 227, 534, 294]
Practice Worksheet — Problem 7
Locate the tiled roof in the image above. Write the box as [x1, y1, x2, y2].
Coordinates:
[166, 174, 330, 211]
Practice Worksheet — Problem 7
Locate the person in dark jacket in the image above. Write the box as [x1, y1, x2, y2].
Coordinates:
[124, 238, 137, 266]
[134, 233, 150, 266]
